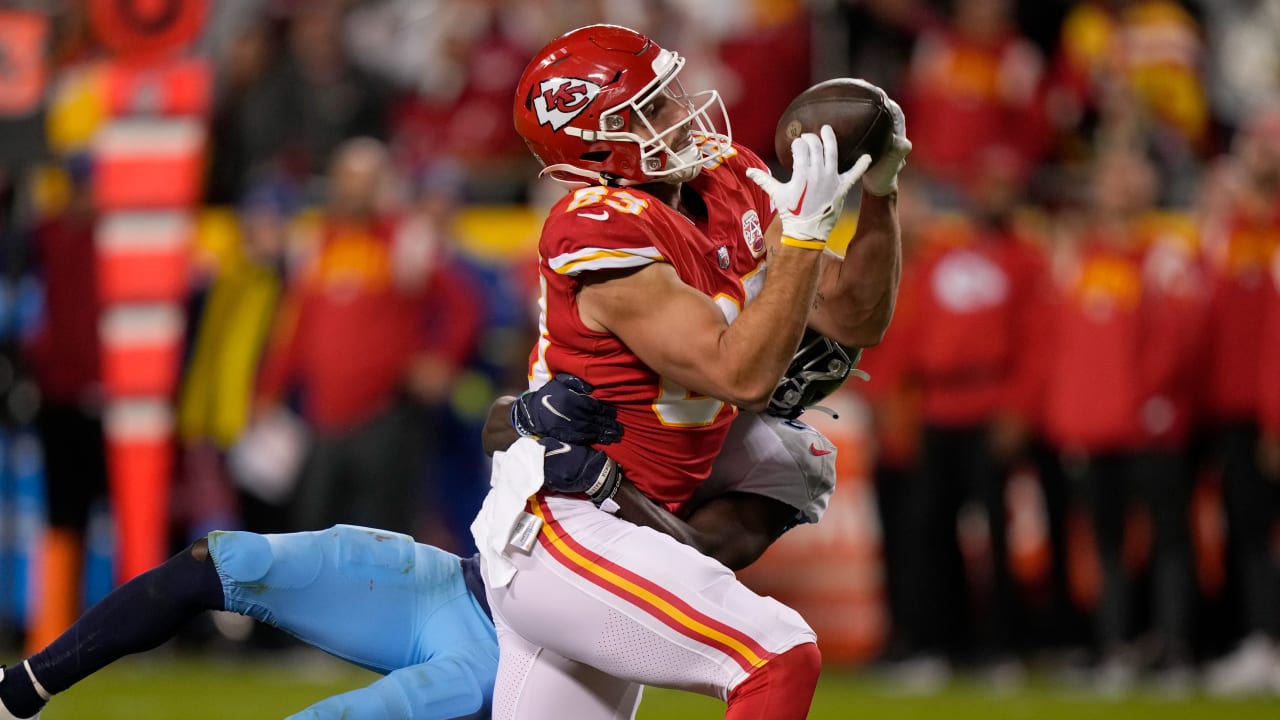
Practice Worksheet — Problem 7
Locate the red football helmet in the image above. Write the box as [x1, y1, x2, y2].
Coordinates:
[513, 24, 731, 186]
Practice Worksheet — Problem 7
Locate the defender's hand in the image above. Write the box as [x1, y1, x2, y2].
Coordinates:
[848, 79, 912, 197]
[512, 373, 622, 446]
[538, 438, 622, 506]
[746, 125, 871, 250]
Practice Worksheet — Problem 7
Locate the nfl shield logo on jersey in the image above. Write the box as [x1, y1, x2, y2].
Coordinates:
[741, 210, 765, 257]
[717, 246, 730, 269]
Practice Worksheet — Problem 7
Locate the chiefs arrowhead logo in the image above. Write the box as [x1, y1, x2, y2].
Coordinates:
[533, 77, 602, 131]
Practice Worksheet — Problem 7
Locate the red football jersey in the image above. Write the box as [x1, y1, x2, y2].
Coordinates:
[528, 142, 775, 508]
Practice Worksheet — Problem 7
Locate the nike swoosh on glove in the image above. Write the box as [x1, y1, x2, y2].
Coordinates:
[512, 373, 623, 446]
[745, 125, 871, 249]
[537, 438, 622, 506]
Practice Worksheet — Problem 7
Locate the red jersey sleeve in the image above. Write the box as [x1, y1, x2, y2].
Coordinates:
[541, 187, 669, 277]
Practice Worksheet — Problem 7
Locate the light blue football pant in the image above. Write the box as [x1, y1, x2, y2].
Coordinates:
[207, 525, 498, 720]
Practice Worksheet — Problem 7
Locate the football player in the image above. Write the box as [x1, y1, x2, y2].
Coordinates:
[475, 22, 907, 720]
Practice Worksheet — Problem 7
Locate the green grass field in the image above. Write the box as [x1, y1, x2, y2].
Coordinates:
[32, 648, 1279, 719]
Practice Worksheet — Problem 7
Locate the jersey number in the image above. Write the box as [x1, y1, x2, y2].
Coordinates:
[566, 187, 649, 215]
[653, 378, 725, 427]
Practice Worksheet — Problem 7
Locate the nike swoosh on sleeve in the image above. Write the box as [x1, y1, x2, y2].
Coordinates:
[578, 210, 610, 221]
[809, 443, 832, 456]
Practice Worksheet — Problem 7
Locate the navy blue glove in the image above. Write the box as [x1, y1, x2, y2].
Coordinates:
[512, 374, 622, 446]
[537, 438, 622, 506]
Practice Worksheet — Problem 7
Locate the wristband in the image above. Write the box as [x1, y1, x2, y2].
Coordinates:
[780, 235, 826, 251]
[511, 393, 536, 437]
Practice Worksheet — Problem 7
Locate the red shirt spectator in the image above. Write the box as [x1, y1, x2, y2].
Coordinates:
[1041, 218, 1205, 452]
[1197, 111, 1280, 424]
[902, 0, 1047, 187]
[1199, 208, 1280, 423]
[25, 206, 100, 404]
[876, 213, 1048, 427]
[256, 210, 485, 434]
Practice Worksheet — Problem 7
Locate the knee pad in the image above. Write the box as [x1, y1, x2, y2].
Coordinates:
[209, 530, 327, 590]
[208, 530, 275, 585]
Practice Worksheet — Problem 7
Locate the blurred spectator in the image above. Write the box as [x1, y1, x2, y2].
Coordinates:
[837, 0, 940, 98]
[1199, 0, 1280, 133]
[393, 165, 488, 551]
[1196, 104, 1280, 695]
[902, 0, 1049, 200]
[1048, 0, 1208, 202]
[206, 0, 389, 203]
[382, 0, 544, 202]
[868, 147, 1049, 681]
[204, 15, 284, 204]
[1040, 148, 1203, 692]
[176, 181, 295, 536]
[21, 158, 106, 651]
[254, 138, 481, 536]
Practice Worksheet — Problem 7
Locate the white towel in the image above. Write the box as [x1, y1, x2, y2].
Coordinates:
[470, 437, 546, 589]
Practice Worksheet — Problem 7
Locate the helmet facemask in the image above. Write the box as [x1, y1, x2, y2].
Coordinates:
[616, 61, 732, 184]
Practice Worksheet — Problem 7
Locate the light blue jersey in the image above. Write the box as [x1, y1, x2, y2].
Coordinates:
[208, 525, 498, 720]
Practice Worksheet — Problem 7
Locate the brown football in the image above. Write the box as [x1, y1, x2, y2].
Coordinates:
[774, 78, 892, 173]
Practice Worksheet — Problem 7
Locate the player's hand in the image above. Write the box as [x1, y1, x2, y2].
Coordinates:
[848, 79, 912, 197]
[746, 125, 871, 250]
[511, 373, 623, 445]
[538, 438, 622, 505]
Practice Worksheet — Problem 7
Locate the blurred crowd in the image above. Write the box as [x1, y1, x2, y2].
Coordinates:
[4, 0, 1280, 701]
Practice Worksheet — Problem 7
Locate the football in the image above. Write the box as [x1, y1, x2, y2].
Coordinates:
[773, 78, 893, 173]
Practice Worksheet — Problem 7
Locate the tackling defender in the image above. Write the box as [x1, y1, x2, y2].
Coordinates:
[0, 361, 848, 720]
[476, 23, 907, 720]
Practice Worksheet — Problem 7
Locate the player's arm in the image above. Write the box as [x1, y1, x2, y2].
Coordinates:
[806, 192, 901, 348]
[579, 129, 867, 411]
[612, 484, 795, 570]
[803, 81, 912, 349]
[481, 395, 520, 455]
[578, 253, 818, 411]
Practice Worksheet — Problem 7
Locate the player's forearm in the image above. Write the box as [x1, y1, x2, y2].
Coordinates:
[613, 480, 712, 553]
[482, 396, 520, 456]
[813, 190, 900, 348]
[614, 483, 790, 571]
[713, 245, 822, 410]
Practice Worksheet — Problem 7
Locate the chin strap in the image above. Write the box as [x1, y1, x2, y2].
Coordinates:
[538, 164, 603, 188]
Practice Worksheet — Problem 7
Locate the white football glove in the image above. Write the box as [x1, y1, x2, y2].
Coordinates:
[848, 79, 912, 197]
[746, 125, 871, 250]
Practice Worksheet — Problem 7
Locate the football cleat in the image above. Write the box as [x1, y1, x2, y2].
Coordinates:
[0, 667, 41, 720]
